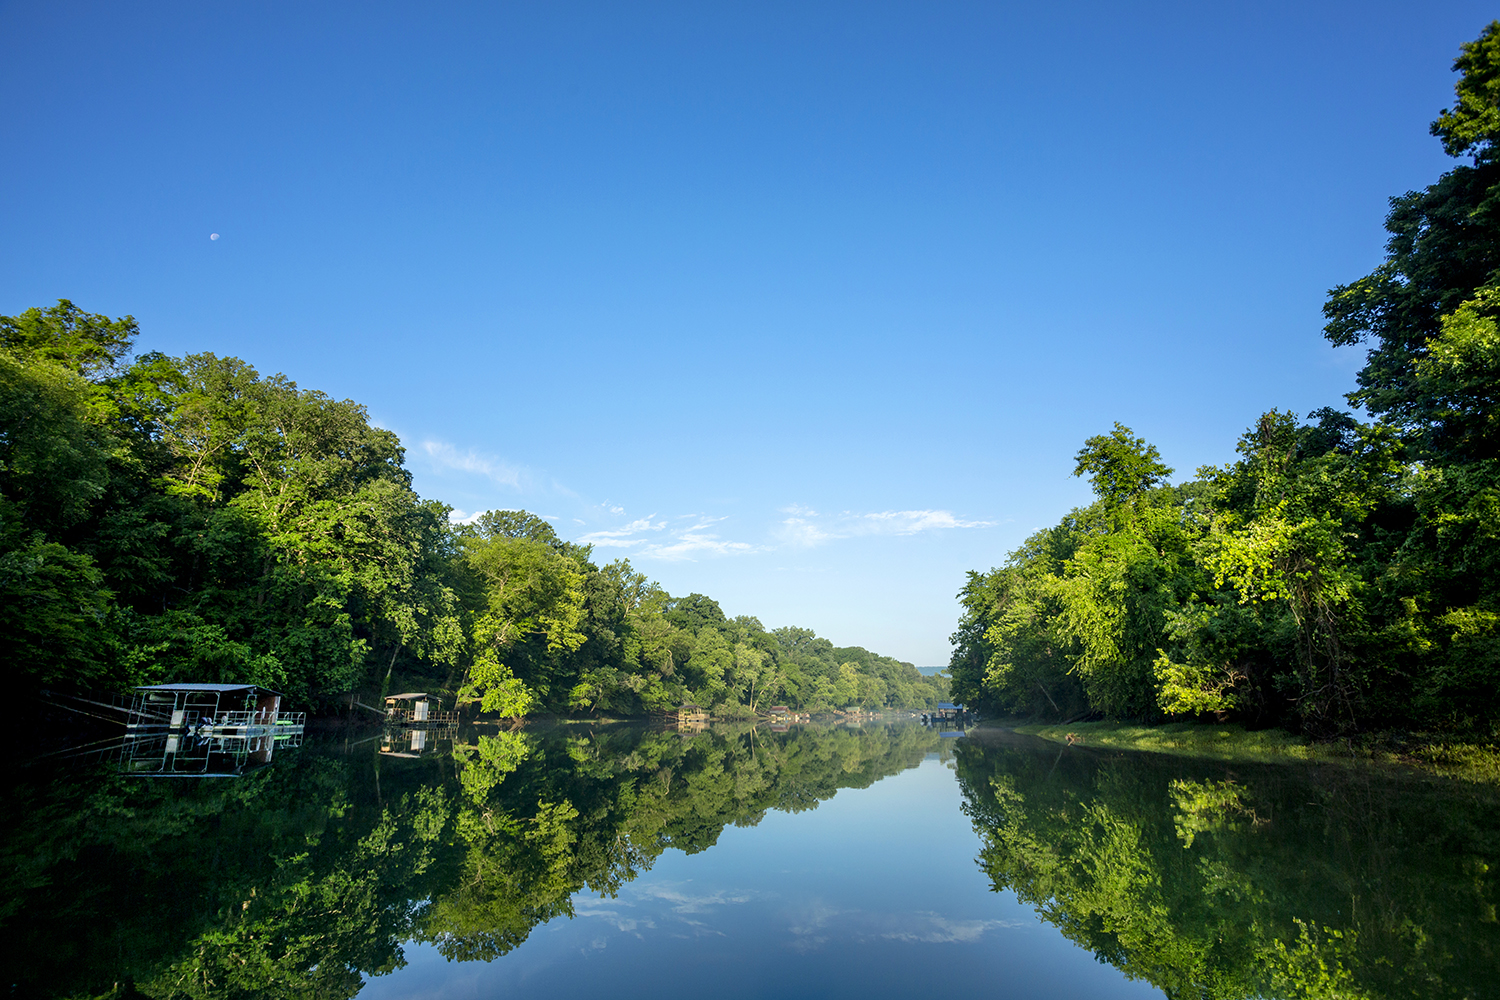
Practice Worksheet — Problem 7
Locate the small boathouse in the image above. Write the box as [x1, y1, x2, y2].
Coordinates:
[383, 692, 459, 726]
[122, 683, 305, 776]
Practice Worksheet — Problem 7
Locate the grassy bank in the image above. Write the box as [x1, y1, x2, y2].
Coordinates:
[998, 720, 1500, 784]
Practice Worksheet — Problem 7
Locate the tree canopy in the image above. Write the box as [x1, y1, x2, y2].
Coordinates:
[953, 24, 1500, 736]
[0, 302, 942, 718]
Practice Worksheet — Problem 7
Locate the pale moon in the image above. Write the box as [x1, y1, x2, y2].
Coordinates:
[210, 233, 220, 240]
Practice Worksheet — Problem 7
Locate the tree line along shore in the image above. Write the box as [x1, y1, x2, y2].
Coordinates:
[0, 304, 946, 719]
[950, 24, 1500, 752]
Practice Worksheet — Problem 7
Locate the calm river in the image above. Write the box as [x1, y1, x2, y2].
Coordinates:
[4, 721, 1498, 998]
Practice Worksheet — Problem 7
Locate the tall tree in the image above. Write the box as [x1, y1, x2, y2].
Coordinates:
[1323, 21, 1500, 461]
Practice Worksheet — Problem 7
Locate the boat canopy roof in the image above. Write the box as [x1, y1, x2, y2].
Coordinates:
[136, 683, 270, 693]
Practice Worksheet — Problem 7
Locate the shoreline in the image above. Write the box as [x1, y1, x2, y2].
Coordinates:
[981, 719, 1500, 785]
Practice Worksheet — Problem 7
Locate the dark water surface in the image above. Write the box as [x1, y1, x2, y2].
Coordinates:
[4, 721, 1498, 998]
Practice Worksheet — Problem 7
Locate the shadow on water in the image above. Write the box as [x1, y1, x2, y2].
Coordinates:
[0, 720, 943, 999]
[954, 728, 1500, 1000]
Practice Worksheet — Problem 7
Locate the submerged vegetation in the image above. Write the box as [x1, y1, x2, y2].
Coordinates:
[0, 305, 944, 716]
[951, 24, 1500, 742]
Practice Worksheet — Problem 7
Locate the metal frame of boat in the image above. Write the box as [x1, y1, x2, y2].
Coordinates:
[122, 683, 305, 776]
[383, 692, 459, 727]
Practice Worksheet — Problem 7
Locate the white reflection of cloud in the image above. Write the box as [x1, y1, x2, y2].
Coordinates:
[785, 907, 1025, 951]
[788, 902, 844, 936]
[572, 897, 656, 936]
[880, 912, 1026, 943]
[786, 901, 845, 952]
[788, 935, 830, 953]
[631, 881, 756, 914]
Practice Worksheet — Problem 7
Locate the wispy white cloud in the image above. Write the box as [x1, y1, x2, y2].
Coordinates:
[570, 503, 987, 561]
[778, 518, 833, 547]
[643, 530, 756, 561]
[447, 508, 563, 526]
[573, 514, 757, 561]
[775, 508, 992, 548]
[578, 517, 666, 547]
[420, 439, 527, 489]
[779, 503, 819, 517]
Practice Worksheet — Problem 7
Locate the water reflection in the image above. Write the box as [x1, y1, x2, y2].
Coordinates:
[1, 720, 944, 998]
[955, 729, 1500, 1000]
[7, 721, 1500, 998]
[119, 683, 306, 777]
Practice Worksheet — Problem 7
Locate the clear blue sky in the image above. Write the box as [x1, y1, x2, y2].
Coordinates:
[1, 1, 1490, 664]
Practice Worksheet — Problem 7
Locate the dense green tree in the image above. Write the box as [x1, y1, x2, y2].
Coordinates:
[1073, 422, 1174, 506]
[1323, 21, 1500, 463]
[0, 350, 116, 684]
[0, 299, 137, 380]
[0, 311, 471, 703]
[0, 723, 944, 997]
[956, 732, 1500, 1000]
[0, 304, 944, 718]
[954, 25, 1500, 738]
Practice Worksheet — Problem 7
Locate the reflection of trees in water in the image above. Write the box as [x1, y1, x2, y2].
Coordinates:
[955, 731, 1500, 1000]
[1, 722, 942, 998]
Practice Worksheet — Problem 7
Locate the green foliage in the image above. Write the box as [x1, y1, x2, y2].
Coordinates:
[957, 732, 1500, 999]
[955, 438, 1208, 724]
[0, 723, 944, 997]
[1324, 22, 1500, 463]
[0, 523, 111, 685]
[0, 308, 468, 704]
[0, 298, 932, 720]
[0, 299, 137, 381]
[954, 24, 1500, 737]
[436, 523, 941, 718]
[1073, 421, 1173, 506]
[1408, 286, 1500, 460]
[953, 405, 1498, 733]
[1431, 21, 1500, 160]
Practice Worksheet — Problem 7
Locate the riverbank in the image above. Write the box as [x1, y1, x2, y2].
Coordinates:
[994, 720, 1500, 784]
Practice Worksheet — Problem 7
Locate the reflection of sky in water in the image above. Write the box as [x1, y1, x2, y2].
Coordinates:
[363, 753, 1163, 999]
